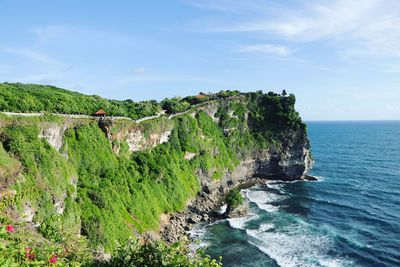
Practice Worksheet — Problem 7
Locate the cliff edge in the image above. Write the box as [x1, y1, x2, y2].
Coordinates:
[0, 86, 312, 262]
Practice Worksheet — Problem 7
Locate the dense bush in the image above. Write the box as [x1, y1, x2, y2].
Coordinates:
[0, 86, 307, 265]
[63, 112, 239, 250]
[216, 90, 239, 98]
[225, 188, 244, 209]
[161, 97, 190, 114]
[0, 83, 160, 120]
[95, 239, 222, 267]
[246, 91, 306, 143]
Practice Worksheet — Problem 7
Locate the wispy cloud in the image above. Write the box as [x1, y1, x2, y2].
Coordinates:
[236, 44, 293, 56]
[133, 67, 149, 75]
[0, 45, 58, 64]
[188, 0, 400, 59]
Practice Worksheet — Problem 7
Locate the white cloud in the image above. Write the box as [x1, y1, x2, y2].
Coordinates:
[133, 67, 148, 75]
[18, 73, 64, 84]
[190, 0, 400, 59]
[0, 45, 58, 64]
[236, 44, 292, 56]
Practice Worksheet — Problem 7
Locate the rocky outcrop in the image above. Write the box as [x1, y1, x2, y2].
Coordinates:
[224, 199, 249, 218]
[160, 130, 313, 243]
[38, 123, 69, 151]
[253, 133, 312, 180]
[198, 102, 219, 123]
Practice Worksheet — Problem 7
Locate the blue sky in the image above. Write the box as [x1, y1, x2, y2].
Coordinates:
[1, 0, 400, 120]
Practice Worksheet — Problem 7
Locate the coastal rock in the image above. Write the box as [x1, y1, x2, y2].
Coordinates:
[224, 199, 250, 218]
[160, 128, 313, 242]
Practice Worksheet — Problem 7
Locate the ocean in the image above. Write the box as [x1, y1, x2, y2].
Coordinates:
[192, 121, 400, 267]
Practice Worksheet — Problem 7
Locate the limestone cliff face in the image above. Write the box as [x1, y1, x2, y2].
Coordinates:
[0, 91, 312, 250]
[160, 95, 313, 242]
[38, 122, 69, 152]
[36, 100, 311, 187]
[253, 131, 312, 181]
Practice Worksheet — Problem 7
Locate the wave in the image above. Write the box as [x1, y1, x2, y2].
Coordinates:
[245, 224, 353, 267]
[266, 183, 285, 191]
[227, 215, 257, 230]
[256, 203, 279, 213]
[245, 188, 287, 204]
[218, 204, 227, 215]
[258, 223, 275, 232]
[188, 223, 209, 251]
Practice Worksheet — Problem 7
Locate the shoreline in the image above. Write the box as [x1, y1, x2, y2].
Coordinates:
[159, 175, 318, 243]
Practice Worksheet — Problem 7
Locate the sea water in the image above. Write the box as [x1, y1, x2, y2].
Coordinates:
[195, 121, 400, 267]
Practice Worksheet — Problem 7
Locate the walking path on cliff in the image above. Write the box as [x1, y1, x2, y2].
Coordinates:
[0, 97, 237, 125]
[0, 99, 221, 124]
[0, 104, 199, 124]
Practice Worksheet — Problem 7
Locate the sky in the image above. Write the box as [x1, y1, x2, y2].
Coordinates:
[1, 0, 400, 120]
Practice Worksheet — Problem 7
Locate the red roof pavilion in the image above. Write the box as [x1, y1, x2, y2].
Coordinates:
[94, 109, 107, 116]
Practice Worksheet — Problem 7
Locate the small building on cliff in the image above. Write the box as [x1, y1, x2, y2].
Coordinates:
[94, 109, 107, 117]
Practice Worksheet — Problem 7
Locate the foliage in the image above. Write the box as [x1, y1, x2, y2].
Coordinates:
[0, 222, 91, 266]
[225, 188, 244, 209]
[183, 95, 209, 105]
[0, 125, 80, 238]
[0, 83, 160, 120]
[246, 91, 306, 143]
[161, 97, 190, 114]
[0, 142, 20, 183]
[0, 86, 308, 265]
[216, 90, 240, 98]
[95, 238, 222, 267]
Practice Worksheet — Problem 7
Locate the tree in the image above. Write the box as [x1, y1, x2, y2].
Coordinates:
[282, 89, 287, 96]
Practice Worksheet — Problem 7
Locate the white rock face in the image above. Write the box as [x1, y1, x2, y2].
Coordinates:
[184, 151, 196, 160]
[126, 130, 146, 151]
[125, 129, 172, 152]
[22, 202, 35, 222]
[39, 124, 67, 151]
[54, 193, 67, 215]
[199, 103, 219, 123]
[159, 130, 172, 144]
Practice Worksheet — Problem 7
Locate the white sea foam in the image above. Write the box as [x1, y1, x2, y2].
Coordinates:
[218, 204, 227, 215]
[258, 223, 274, 232]
[245, 188, 286, 214]
[245, 223, 352, 267]
[246, 189, 287, 204]
[256, 203, 279, 212]
[266, 182, 285, 190]
[188, 223, 209, 251]
[227, 215, 257, 230]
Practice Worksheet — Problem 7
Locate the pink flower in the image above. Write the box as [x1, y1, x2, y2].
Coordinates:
[6, 225, 15, 233]
[25, 247, 34, 260]
[49, 256, 57, 264]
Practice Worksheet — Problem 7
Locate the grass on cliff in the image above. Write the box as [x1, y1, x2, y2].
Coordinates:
[65, 112, 239, 250]
[0, 142, 20, 183]
[0, 83, 160, 120]
[0, 89, 307, 264]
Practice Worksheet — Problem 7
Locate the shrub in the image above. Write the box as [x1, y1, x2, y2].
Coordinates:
[225, 188, 244, 209]
[95, 238, 222, 267]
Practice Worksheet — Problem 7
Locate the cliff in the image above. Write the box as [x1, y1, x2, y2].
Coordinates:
[0, 88, 312, 263]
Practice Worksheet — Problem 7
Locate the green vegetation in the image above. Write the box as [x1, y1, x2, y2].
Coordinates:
[216, 90, 240, 98]
[0, 83, 244, 119]
[95, 239, 221, 267]
[0, 142, 20, 184]
[0, 84, 307, 265]
[0, 83, 160, 120]
[225, 188, 244, 209]
[161, 97, 190, 114]
[247, 91, 305, 135]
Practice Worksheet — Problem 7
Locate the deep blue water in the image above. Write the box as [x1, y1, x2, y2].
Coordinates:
[194, 121, 400, 267]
